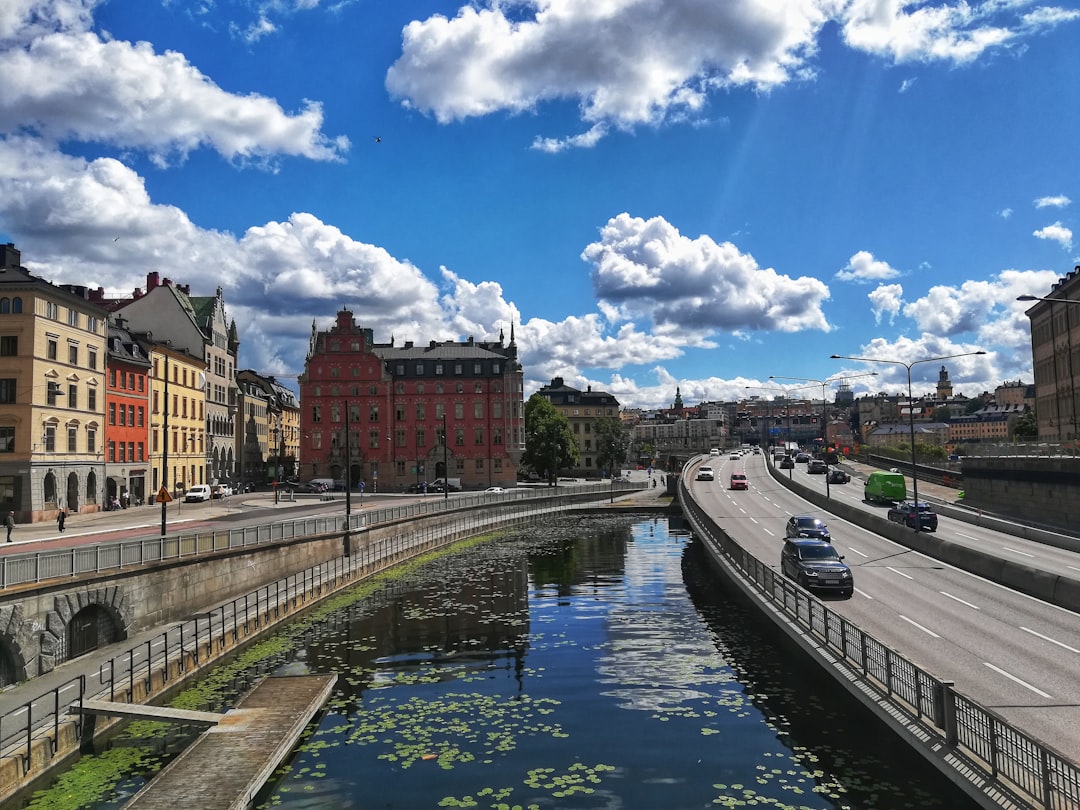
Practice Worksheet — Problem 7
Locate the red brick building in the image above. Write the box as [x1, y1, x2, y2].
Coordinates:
[299, 310, 524, 491]
[104, 316, 152, 507]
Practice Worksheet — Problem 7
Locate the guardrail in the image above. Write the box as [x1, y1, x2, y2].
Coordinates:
[0, 492, 605, 796]
[0, 481, 642, 590]
[679, 483, 1080, 810]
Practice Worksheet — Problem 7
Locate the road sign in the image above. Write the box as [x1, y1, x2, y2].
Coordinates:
[155, 486, 173, 504]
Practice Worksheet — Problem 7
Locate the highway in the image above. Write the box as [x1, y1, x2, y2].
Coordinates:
[685, 451, 1080, 765]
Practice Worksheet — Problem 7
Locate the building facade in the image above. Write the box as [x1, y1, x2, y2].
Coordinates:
[1024, 266, 1080, 443]
[299, 310, 524, 491]
[0, 244, 108, 521]
[534, 377, 620, 475]
[105, 316, 152, 506]
[147, 342, 207, 496]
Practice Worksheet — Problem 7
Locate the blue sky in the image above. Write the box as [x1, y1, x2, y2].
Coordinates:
[2, 0, 1079, 408]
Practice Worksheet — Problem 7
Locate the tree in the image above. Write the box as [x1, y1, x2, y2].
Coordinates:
[593, 416, 629, 477]
[1012, 409, 1037, 440]
[521, 394, 579, 485]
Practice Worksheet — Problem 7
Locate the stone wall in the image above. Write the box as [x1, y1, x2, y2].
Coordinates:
[961, 456, 1080, 532]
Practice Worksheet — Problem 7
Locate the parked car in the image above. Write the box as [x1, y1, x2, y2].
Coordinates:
[826, 468, 850, 484]
[695, 466, 715, 481]
[484, 486, 506, 494]
[778, 456, 795, 469]
[781, 538, 853, 597]
[807, 459, 828, 474]
[785, 515, 831, 541]
[406, 481, 429, 493]
[183, 484, 211, 503]
[211, 483, 233, 499]
[887, 500, 939, 531]
[729, 473, 748, 490]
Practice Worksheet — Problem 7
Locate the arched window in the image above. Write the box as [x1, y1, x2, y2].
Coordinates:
[12, 298, 21, 313]
[0, 298, 8, 314]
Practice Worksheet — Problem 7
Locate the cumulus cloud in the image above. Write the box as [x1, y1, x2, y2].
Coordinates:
[583, 213, 831, 333]
[0, 3, 347, 165]
[868, 284, 903, 325]
[998, 207, 1013, 219]
[835, 250, 901, 283]
[1033, 221, 1074, 250]
[385, 0, 1076, 146]
[1035, 195, 1071, 208]
[831, 334, 995, 396]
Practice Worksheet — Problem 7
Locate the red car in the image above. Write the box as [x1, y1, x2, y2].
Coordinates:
[730, 473, 748, 490]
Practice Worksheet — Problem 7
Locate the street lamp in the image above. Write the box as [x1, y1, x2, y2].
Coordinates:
[830, 351, 986, 525]
[768, 373, 878, 498]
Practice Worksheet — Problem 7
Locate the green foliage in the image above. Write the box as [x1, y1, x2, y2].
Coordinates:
[592, 416, 629, 476]
[1013, 409, 1038, 439]
[521, 394, 578, 483]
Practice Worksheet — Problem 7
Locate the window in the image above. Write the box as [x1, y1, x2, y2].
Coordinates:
[0, 336, 16, 356]
[474, 363, 481, 374]
[454, 363, 462, 375]
[109, 403, 116, 425]
[0, 427, 13, 452]
[416, 428, 425, 447]
[474, 402, 483, 419]
[109, 369, 116, 387]
[396, 364, 405, 376]
[47, 337, 58, 360]
[43, 424, 56, 452]
[87, 316, 98, 334]
[0, 379, 14, 404]
[416, 363, 424, 375]
[137, 406, 144, 427]
[67, 309, 78, 327]
[369, 431, 379, 448]
[108, 441, 116, 463]
[455, 428, 465, 446]
[68, 343, 78, 365]
[137, 442, 144, 461]
[493, 401, 502, 418]
[396, 428, 406, 447]
[493, 363, 500, 374]
[494, 427, 503, 445]
[47, 381, 61, 406]
[312, 406, 321, 423]
[455, 403, 464, 419]
[87, 428, 96, 454]
[67, 384, 77, 409]
[435, 363, 443, 375]
[435, 383, 444, 394]
[474, 427, 484, 445]
[88, 388, 96, 411]
[475, 458, 484, 472]
[369, 404, 379, 422]
[435, 403, 444, 419]
[416, 403, 425, 420]
[396, 405, 405, 421]
[312, 432, 322, 450]
[45, 301, 58, 320]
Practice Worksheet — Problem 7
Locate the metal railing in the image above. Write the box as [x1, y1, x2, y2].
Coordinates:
[0, 481, 642, 590]
[0, 492, 602, 785]
[680, 483, 1080, 810]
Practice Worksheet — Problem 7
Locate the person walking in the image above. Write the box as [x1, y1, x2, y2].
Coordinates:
[57, 509, 66, 533]
[5, 510, 13, 542]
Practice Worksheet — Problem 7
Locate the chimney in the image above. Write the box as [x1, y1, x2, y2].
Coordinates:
[1, 243, 21, 271]
[146, 271, 160, 290]
[89, 287, 105, 302]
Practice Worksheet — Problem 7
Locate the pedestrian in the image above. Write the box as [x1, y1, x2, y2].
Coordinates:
[5, 510, 13, 542]
[57, 509, 66, 533]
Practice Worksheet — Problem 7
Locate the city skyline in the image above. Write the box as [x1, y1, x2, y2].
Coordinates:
[1, 1, 1078, 407]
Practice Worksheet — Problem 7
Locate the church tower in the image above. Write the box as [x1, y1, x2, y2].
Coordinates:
[936, 365, 953, 400]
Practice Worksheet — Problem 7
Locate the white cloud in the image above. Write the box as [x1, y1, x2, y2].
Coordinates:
[1033, 221, 1074, 250]
[385, 0, 1076, 145]
[531, 124, 608, 154]
[830, 334, 995, 396]
[0, 5, 347, 165]
[583, 213, 831, 333]
[868, 283, 903, 325]
[835, 250, 901, 283]
[1034, 195, 1071, 208]
[998, 207, 1013, 219]
[898, 77, 917, 93]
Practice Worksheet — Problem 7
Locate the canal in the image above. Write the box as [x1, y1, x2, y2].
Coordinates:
[25, 514, 981, 809]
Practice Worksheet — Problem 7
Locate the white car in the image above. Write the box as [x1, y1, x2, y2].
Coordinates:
[484, 486, 506, 494]
[212, 483, 233, 499]
[184, 484, 211, 503]
[695, 466, 715, 481]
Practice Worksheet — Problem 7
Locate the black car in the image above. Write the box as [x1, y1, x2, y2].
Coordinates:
[807, 459, 828, 474]
[781, 538, 853, 597]
[887, 500, 938, 531]
[795, 453, 810, 463]
[778, 456, 795, 469]
[826, 468, 850, 484]
[785, 515, 831, 541]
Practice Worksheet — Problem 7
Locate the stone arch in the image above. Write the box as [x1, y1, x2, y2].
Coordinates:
[86, 469, 98, 506]
[42, 588, 132, 673]
[66, 471, 79, 512]
[0, 604, 35, 685]
[43, 471, 58, 508]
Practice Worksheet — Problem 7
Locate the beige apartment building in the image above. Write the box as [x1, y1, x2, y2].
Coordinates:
[1024, 266, 1080, 442]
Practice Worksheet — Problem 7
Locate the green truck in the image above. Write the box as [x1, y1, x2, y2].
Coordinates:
[863, 471, 907, 504]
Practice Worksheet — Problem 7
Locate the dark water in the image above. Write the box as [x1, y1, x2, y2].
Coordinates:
[25, 515, 981, 809]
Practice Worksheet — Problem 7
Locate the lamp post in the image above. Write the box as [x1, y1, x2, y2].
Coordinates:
[442, 413, 449, 502]
[1018, 294, 1080, 443]
[343, 405, 352, 556]
[768, 373, 878, 498]
[831, 351, 986, 525]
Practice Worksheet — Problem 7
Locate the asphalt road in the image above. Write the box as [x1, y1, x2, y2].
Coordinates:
[686, 451, 1080, 764]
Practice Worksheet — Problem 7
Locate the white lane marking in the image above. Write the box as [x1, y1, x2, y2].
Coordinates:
[1069, 566, 1080, 574]
[854, 587, 873, 599]
[846, 547, 869, 558]
[899, 615, 940, 638]
[1020, 626, 1080, 654]
[1002, 546, 1036, 558]
[762, 528, 774, 537]
[983, 662, 1052, 699]
[886, 566, 914, 580]
[940, 591, 981, 610]
[954, 532, 980, 542]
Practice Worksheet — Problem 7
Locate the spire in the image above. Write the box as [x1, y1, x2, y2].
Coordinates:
[673, 386, 683, 411]
[510, 320, 516, 345]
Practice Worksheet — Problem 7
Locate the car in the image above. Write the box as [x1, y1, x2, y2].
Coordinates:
[484, 486, 506, 494]
[709, 448, 720, 456]
[211, 483, 233, 499]
[695, 466, 715, 481]
[729, 473, 748, 490]
[183, 484, 211, 503]
[864, 471, 907, 504]
[826, 468, 850, 484]
[294, 480, 329, 493]
[795, 453, 811, 464]
[778, 456, 795, 469]
[773, 452, 786, 462]
[785, 515, 831, 541]
[887, 500, 939, 531]
[781, 538, 853, 597]
[730, 452, 741, 460]
[807, 459, 828, 474]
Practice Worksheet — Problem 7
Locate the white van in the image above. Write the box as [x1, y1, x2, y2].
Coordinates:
[184, 484, 211, 503]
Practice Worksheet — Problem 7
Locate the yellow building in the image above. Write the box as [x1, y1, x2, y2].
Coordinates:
[145, 341, 207, 495]
[0, 245, 108, 521]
